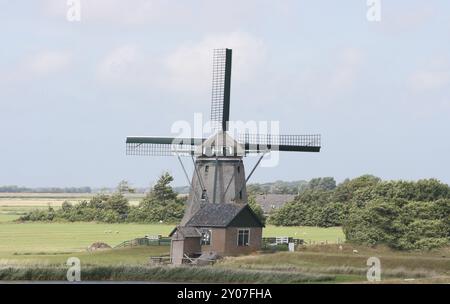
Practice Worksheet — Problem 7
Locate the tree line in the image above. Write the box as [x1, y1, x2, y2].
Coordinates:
[269, 175, 450, 250]
[17, 174, 450, 250]
[0, 185, 92, 193]
[18, 173, 184, 224]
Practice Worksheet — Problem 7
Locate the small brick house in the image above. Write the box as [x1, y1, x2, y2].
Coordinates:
[169, 203, 264, 264]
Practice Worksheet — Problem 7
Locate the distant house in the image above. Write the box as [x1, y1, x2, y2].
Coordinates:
[255, 194, 296, 215]
[169, 203, 264, 264]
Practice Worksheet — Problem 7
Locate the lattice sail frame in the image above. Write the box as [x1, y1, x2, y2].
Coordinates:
[238, 133, 321, 153]
[210, 49, 232, 131]
[126, 143, 197, 156]
[125, 48, 322, 157]
[126, 137, 204, 157]
[126, 133, 321, 157]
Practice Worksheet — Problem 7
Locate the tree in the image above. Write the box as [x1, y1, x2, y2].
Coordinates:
[106, 193, 129, 218]
[61, 201, 73, 212]
[333, 175, 381, 203]
[149, 172, 178, 204]
[268, 189, 343, 227]
[88, 194, 109, 209]
[248, 196, 266, 225]
[319, 202, 346, 227]
[116, 180, 135, 194]
[343, 198, 450, 250]
[303, 177, 337, 191]
[132, 172, 185, 223]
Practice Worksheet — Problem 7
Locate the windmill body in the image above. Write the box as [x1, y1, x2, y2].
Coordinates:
[181, 131, 248, 226]
[126, 49, 321, 263]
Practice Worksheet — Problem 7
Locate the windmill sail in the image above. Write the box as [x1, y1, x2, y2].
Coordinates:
[210, 49, 232, 131]
[238, 133, 321, 153]
[126, 136, 205, 156]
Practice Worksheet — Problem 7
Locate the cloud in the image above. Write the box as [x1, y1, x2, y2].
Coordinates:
[163, 31, 266, 92]
[381, 4, 435, 34]
[43, 0, 190, 25]
[289, 48, 365, 108]
[409, 70, 450, 91]
[402, 58, 450, 116]
[95, 32, 266, 96]
[2, 51, 72, 82]
[96, 45, 148, 84]
[28, 51, 72, 76]
[328, 48, 364, 92]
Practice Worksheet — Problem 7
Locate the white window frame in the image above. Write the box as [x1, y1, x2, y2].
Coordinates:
[200, 229, 212, 246]
[237, 228, 250, 247]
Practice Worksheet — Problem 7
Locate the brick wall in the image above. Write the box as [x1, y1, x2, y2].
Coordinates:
[201, 227, 262, 256]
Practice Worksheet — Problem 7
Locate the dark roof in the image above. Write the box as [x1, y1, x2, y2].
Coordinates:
[255, 194, 296, 213]
[169, 226, 202, 238]
[185, 203, 264, 228]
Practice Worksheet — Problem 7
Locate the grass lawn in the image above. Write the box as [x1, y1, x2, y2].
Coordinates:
[1, 244, 448, 283]
[0, 194, 447, 283]
[0, 192, 345, 277]
[218, 244, 450, 283]
[0, 216, 447, 283]
[0, 214, 21, 223]
[0, 221, 344, 256]
[263, 226, 344, 244]
[0, 247, 170, 267]
[0, 222, 174, 255]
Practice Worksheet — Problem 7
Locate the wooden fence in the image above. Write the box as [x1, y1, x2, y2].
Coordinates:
[114, 237, 171, 248]
[116, 236, 306, 249]
[262, 237, 304, 246]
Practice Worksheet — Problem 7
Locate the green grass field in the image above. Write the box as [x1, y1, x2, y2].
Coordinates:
[1, 244, 448, 283]
[0, 221, 344, 255]
[0, 194, 345, 258]
[0, 222, 174, 255]
[1, 193, 448, 283]
[218, 245, 450, 283]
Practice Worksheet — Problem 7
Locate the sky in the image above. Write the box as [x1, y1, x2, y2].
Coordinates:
[0, 0, 449, 188]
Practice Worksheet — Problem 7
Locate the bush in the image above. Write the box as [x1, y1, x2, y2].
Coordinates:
[269, 190, 343, 227]
[248, 196, 266, 225]
[343, 199, 450, 250]
[18, 172, 185, 224]
[270, 176, 450, 250]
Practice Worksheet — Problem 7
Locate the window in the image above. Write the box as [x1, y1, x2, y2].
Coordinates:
[205, 165, 209, 173]
[237, 166, 240, 173]
[201, 229, 211, 246]
[201, 189, 207, 200]
[237, 229, 250, 246]
[239, 190, 242, 199]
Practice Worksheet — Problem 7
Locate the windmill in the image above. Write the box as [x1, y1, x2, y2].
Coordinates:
[126, 48, 321, 227]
